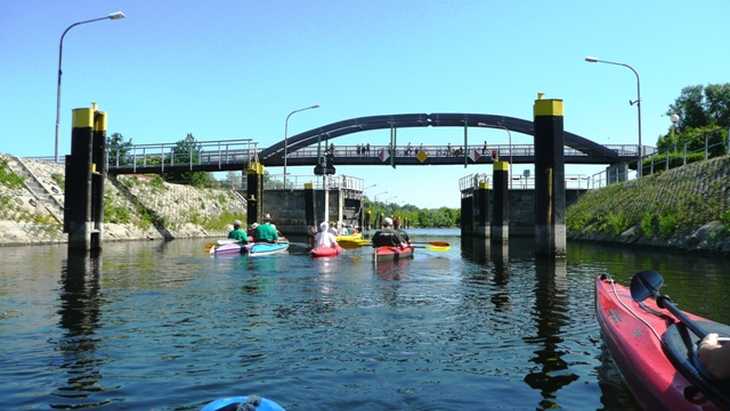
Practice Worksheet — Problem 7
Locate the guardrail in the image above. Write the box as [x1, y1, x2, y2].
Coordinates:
[459, 172, 589, 191]
[107, 139, 258, 172]
[255, 174, 364, 191]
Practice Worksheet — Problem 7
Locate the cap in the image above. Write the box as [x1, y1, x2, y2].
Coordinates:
[233, 220, 242, 226]
[384, 217, 393, 226]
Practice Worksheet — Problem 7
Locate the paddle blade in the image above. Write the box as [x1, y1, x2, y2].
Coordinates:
[630, 271, 664, 302]
[427, 245, 450, 252]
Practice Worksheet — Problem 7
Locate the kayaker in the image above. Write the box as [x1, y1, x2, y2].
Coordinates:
[699, 333, 730, 380]
[227, 220, 248, 243]
[393, 217, 410, 244]
[253, 215, 278, 243]
[314, 222, 338, 248]
[371, 217, 402, 247]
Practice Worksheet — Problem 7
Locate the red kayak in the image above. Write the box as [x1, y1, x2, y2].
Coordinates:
[374, 245, 414, 262]
[596, 275, 730, 410]
[310, 245, 342, 258]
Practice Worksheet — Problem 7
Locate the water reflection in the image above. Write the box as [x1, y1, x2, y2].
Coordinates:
[491, 243, 511, 313]
[53, 249, 109, 409]
[523, 257, 577, 409]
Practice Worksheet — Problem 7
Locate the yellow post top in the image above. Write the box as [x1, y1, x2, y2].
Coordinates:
[493, 160, 510, 171]
[246, 161, 265, 175]
[304, 182, 313, 189]
[534, 98, 564, 117]
[478, 181, 489, 189]
[72, 108, 94, 128]
[94, 111, 107, 132]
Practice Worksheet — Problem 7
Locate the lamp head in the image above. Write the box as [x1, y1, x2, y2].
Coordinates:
[584, 56, 598, 63]
[670, 113, 680, 124]
[310, 104, 320, 109]
[108, 11, 126, 20]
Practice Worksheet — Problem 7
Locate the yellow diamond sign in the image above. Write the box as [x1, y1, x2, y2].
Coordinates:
[416, 150, 428, 163]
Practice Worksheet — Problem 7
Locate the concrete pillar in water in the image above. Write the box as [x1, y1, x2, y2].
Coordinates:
[492, 160, 510, 242]
[534, 96, 566, 257]
[304, 182, 315, 227]
[64, 106, 98, 251]
[246, 161, 264, 225]
[474, 181, 490, 238]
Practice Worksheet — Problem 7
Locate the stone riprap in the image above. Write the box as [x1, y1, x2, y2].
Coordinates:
[567, 155, 730, 254]
[0, 154, 246, 246]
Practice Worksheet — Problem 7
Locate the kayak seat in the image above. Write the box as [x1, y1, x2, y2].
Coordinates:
[662, 321, 730, 408]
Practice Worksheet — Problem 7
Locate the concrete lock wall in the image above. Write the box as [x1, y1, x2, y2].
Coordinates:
[264, 189, 362, 235]
[462, 189, 586, 237]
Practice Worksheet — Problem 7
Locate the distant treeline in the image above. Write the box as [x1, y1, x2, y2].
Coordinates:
[365, 200, 460, 228]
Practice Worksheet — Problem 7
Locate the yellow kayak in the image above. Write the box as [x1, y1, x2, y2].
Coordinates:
[335, 233, 363, 242]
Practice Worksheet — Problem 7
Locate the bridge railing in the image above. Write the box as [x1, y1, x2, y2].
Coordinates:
[459, 172, 589, 191]
[259, 174, 364, 191]
[107, 139, 258, 172]
[287, 143, 646, 160]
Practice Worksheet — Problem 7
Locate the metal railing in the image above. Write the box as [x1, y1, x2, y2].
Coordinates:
[259, 174, 364, 191]
[107, 139, 258, 172]
[588, 133, 729, 190]
[287, 143, 647, 160]
[459, 172, 589, 191]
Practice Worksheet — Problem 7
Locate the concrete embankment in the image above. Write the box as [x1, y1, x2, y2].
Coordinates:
[0, 154, 245, 246]
[567, 155, 730, 254]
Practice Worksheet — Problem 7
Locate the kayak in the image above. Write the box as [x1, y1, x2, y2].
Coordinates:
[201, 395, 285, 411]
[595, 275, 730, 410]
[339, 238, 371, 248]
[247, 241, 289, 257]
[374, 245, 414, 262]
[310, 245, 342, 258]
[209, 242, 243, 255]
[336, 232, 363, 243]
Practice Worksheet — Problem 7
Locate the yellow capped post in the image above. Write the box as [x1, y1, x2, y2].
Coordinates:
[72, 108, 94, 128]
[533, 99, 564, 117]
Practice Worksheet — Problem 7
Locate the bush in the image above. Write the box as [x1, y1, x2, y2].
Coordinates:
[640, 213, 656, 237]
[658, 212, 679, 238]
[0, 159, 24, 189]
[149, 175, 166, 191]
[605, 212, 630, 236]
[50, 173, 64, 188]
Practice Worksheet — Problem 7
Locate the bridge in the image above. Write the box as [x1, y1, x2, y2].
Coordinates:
[100, 113, 644, 174]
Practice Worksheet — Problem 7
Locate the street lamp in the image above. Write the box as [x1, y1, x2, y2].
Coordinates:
[55, 11, 126, 163]
[584, 56, 643, 177]
[374, 191, 388, 203]
[283, 104, 319, 190]
[477, 122, 513, 188]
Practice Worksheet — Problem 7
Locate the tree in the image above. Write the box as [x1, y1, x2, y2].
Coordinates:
[107, 132, 132, 165]
[162, 133, 215, 187]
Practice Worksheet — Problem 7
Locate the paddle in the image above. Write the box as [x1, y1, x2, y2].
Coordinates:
[630, 271, 708, 338]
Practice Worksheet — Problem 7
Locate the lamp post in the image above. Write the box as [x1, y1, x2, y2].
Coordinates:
[585, 56, 643, 177]
[55, 11, 125, 163]
[283, 104, 319, 190]
[374, 191, 388, 203]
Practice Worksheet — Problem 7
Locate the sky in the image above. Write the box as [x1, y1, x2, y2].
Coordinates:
[1, 1, 729, 208]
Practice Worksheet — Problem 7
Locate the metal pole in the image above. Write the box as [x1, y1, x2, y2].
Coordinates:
[683, 143, 687, 166]
[284, 104, 319, 191]
[705, 134, 709, 160]
[54, 14, 124, 163]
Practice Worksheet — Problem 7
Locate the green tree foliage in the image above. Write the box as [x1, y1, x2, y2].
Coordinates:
[657, 83, 730, 153]
[366, 199, 460, 228]
[162, 133, 215, 187]
[107, 132, 133, 165]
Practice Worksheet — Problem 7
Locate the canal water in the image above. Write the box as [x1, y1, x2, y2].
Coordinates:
[1, 229, 729, 410]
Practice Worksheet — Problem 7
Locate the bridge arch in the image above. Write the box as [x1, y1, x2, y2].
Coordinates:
[259, 113, 619, 163]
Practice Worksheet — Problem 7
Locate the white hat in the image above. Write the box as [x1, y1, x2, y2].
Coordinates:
[383, 217, 393, 226]
[251, 222, 259, 229]
[233, 220, 242, 226]
[319, 222, 329, 232]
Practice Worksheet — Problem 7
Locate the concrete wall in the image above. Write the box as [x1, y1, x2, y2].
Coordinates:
[264, 188, 362, 235]
[462, 189, 586, 237]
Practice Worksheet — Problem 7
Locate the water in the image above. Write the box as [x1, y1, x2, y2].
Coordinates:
[1, 229, 729, 410]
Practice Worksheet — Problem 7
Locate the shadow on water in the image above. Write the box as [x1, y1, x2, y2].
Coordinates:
[523, 257, 577, 409]
[52, 248, 109, 409]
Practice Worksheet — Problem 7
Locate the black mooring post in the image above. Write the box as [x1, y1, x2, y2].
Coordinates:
[246, 162, 264, 226]
[304, 182, 315, 226]
[534, 97, 566, 257]
[475, 180, 490, 239]
[492, 160, 510, 242]
[65, 107, 94, 251]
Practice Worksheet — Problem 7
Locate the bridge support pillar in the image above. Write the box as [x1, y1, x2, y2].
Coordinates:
[534, 97, 566, 257]
[64, 105, 107, 251]
[473, 182, 490, 238]
[492, 161, 510, 242]
[460, 194, 473, 237]
[246, 162, 264, 225]
[606, 162, 628, 184]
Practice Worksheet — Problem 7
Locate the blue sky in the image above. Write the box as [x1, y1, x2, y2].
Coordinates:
[1, 1, 728, 208]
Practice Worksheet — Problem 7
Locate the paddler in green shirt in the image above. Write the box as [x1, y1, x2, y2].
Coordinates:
[253, 214, 278, 243]
[227, 220, 248, 243]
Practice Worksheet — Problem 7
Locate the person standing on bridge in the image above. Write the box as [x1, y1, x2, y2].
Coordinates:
[228, 220, 248, 243]
[253, 214, 278, 243]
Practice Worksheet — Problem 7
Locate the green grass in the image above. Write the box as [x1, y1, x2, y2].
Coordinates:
[185, 210, 245, 231]
[50, 173, 64, 188]
[149, 175, 166, 191]
[0, 159, 24, 189]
